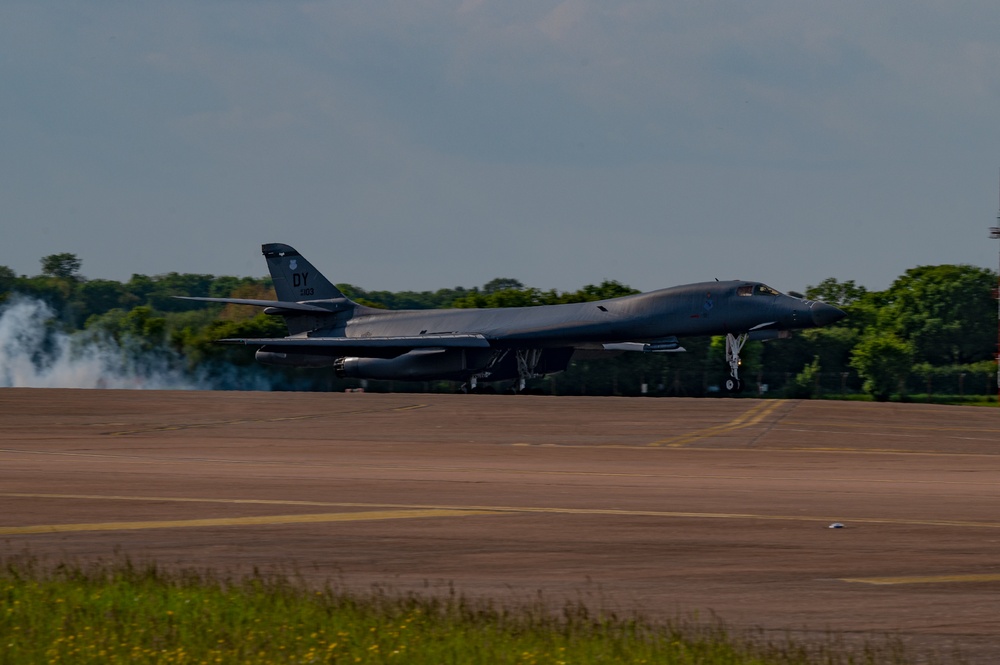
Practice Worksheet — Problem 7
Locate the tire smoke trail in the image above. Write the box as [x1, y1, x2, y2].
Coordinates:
[0, 297, 207, 389]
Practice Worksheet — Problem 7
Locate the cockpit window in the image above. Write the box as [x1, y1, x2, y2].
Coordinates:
[738, 284, 780, 296]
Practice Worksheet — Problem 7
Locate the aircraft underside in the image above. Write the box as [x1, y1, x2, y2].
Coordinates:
[334, 346, 576, 393]
[257, 337, 752, 394]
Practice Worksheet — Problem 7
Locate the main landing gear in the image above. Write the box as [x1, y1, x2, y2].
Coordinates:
[724, 332, 749, 394]
[459, 374, 494, 394]
[460, 349, 544, 395]
[513, 349, 542, 393]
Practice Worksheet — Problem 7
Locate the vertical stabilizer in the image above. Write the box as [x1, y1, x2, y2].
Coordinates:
[261, 243, 345, 302]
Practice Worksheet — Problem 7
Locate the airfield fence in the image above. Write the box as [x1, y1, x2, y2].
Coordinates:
[264, 361, 997, 401]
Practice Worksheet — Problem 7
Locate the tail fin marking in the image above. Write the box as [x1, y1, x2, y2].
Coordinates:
[262, 243, 345, 302]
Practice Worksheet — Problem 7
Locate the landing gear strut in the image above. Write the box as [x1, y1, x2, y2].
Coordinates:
[460, 349, 511, 394]
[459, 375, 498, 394]
[514, 349, 543, 393]
[724, 332, 748, 394]
[459, 348, 545, 394]
[459, 375, 480, 394]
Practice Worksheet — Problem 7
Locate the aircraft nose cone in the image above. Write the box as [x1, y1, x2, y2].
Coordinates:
[811, 301, 846, 327]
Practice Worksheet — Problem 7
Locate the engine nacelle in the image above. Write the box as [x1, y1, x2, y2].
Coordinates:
[255, 349, 337, 368]
[336, 349, 478, 381]
[335, 347, 574, 383]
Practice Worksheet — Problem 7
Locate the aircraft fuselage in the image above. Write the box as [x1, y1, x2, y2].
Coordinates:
[334, 281, 832, 348]
[180, 243, 845, 392]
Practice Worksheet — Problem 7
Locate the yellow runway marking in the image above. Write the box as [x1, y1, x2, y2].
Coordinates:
[0, 509, 494, 536]
[841, 574, 1000, 585]
[780, 421, 1000, 435]
[6, 492, 1000, 531]
[764, 445, 1000, 457]
[650, 400, 788, 447]
[497, 443, 1000, 457]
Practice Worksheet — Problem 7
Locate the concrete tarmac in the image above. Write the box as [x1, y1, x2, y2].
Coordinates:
[2, 388, 1000, 660]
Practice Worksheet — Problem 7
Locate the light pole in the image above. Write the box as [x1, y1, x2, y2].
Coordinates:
[991, 216, 999, 404]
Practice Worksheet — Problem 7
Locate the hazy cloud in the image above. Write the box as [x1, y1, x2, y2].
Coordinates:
[2, 1, 998, 292]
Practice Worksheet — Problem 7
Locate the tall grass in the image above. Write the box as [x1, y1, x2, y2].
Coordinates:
[0, 558, 960, 664]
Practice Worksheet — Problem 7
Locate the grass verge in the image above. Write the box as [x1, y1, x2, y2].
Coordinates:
[1, 558, 962, 664]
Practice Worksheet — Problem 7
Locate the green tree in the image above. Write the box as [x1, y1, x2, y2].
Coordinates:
[76, 279, 127, 319]
[0, 265, 16, 298]
[145, 273, 216, 312]
[209, 275, 270, 299]
[482, 278, 524, 294]
[805, 278, 868, 307]
[338, 284, 473, 309]
[850, 332, 915, 401]
[559, 280, 640, 303]
[788, 356, 822, 399]
[185, 313, 288, 366]
[121, 306, 168, 350]
[798, 326, 858, 378]
[123, 274, 156, 308]
[878, 265, 995, 365]
[40, 253, 82, 280]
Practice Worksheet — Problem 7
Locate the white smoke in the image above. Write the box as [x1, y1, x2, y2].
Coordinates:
[0, 297, 209, 390]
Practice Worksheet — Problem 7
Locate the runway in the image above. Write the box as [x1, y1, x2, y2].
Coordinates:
[2, 389, 1000, 659]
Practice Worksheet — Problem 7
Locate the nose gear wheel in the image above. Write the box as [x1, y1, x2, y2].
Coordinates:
[724, 332, 748, 394]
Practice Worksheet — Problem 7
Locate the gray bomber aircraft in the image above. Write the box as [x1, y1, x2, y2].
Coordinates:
[179, 243, 845, 394]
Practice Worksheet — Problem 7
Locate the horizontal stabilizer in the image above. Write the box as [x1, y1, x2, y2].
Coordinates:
[173, 296, 337, 313]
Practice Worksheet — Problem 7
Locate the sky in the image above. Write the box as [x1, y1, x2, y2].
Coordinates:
[2, 1, 1000, 294]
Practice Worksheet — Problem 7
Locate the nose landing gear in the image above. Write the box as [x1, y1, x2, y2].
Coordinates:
[724, 332, 749, 394]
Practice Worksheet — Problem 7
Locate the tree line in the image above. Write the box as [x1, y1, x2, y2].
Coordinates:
[0, 253, 996, 401]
